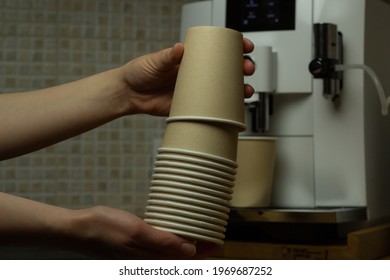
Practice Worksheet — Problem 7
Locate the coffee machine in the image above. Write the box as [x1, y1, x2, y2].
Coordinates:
[181, 0, 390, 242]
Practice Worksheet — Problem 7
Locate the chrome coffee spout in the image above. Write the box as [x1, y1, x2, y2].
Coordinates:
[246, 92, 272, 133]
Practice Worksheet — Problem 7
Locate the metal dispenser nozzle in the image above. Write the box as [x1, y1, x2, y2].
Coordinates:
[247, 92, 272, 133]
[244, 46, 275, 133]
[309, 23, 343, 101]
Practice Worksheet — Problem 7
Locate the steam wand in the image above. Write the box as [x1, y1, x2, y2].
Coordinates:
[309, 23, 389, 115]
[334, 64, 390, 116]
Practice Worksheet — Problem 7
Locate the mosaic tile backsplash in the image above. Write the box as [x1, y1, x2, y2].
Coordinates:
[0, 0, 194, 215]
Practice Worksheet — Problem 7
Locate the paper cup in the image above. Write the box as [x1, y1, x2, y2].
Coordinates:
[230, 137, 277, 208]
[154, 160, 235, 181]
[150, 180, 233, 200]
[152, 226, 223, 244]
[152, 173, 234, 194]
[155, 153, 237, 175]
[146, 205, 228, 226]
[158, 148, 238, 169]
[144, 219, 225, 239]
[169, 26, 245, 127]
[160, 121, 239, 162]
[147, 199, 229, 219]
[148, 193, 230, 213]
[153, 166, 234, 187]
[167, 116, 246, 131]
[144, 211, 226, 232]
[149, 186, 229, 206]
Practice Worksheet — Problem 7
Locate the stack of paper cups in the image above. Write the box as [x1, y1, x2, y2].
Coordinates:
[144, 26, 245, 244]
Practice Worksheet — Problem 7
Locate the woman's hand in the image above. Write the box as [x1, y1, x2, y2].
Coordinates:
[69, 206, 219, 259]
[0, 38, 254, 160]
[0, 193, 218, 259]
[122, 38, 255, 116]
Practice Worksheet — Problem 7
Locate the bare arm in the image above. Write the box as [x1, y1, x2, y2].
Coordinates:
[0, 192, 201, 259]
[0, 43, 184, 160]
[0, 68, 128, 160]
[0, 40, 254, 160]
[0, 39, 254, 259]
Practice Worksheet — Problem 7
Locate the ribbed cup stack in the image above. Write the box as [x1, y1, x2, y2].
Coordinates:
[144, 26, 245, 244]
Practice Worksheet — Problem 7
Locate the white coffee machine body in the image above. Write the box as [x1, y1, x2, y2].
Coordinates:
[181, 0, 390, 222]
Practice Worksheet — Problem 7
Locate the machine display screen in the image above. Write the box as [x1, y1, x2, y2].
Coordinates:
[226, 0, 296, 32]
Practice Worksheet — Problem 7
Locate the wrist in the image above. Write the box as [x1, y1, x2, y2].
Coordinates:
[98, 67, 132, 118]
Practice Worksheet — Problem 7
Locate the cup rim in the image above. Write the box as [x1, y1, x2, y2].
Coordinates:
[151, 226, 223, 244]
[153, 166, 234, 187]
[166, 116, 246, 131]
[150, 179, 233, 200]
[146, 205, 228, 226]
[155, 154, 237, 175]
[149, 186, 229, 206]
[155, 160, 235, 180]
[158, 147, 238, 168]
[238, 136, 278, 141]
[151, 173, 234, 194]
[144, 211, 226, 232]
[148, 193, 231, 213]
[144, 218, 225, 238]
[147, 199, 229, 219]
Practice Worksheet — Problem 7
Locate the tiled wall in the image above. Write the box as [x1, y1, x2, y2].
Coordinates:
[0, 0, 194, 216]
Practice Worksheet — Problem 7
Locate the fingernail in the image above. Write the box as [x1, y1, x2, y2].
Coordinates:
[180, 242, 196, 257]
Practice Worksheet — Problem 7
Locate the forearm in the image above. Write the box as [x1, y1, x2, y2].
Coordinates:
[0, 192, 75, 245]
[0, 193, 199, 259]
[0, 67, 129, 160]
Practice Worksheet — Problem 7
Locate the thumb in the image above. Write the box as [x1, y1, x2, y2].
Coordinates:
[153, 43, 184, 71]
[138, 222, 197, 258]
[169, 43, 184, 65]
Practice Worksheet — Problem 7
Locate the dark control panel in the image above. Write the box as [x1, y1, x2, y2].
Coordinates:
[226, 0, 296, 32]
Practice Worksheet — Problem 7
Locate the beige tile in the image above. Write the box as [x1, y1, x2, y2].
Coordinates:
[0, 0, 190, 216]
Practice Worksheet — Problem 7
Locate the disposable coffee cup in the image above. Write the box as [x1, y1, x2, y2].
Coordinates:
[155, 153, 237, 174]
[149, 186, 230, 206]
[154, 159, 235, 181]
[153, 166, 234, 187]
[157, 148, 238, 169]
[146, 205, 228, 226]
[160, 121, 240, 161]
[230, 137, 277, 208]
[150, 180, 233, 200]
[167, 116, 246, 131]
[151, 173, 234, 194]
[144, 211, 226, 232]
[169, 26, 245, 127]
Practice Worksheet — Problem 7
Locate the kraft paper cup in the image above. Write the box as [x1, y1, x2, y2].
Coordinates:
[160, 121, 240, 162]
[152, 226, 223, 244]
[169, 26, 245, 127]
[155, 153, 236, 175]
[153, 166, 234, 187]
[148, 193, 230, 213]
[154, 160, 235, 181]
[147, 199, 229, 220]
[149, 186, 229, 206]
[144, 212, 226, 232]
[150, 180, 233, 200]
[146, 205, 228, 226]
[152, 173, 234, 194]
[158, 148, 238, 169]
[230, 137, 277, 208]
[167, 116, 246, 131]
[144, 219, 225, 239]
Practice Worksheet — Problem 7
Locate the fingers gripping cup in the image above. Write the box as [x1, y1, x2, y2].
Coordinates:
[169, 26, 245, 129]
